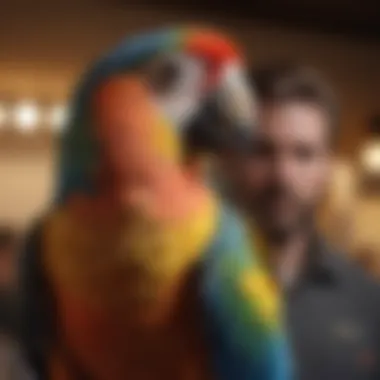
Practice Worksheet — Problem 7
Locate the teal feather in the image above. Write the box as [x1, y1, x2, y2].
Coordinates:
[201, 205, 292, 379]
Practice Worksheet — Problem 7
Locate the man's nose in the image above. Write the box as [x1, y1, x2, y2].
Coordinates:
[272, 155, 296, 184]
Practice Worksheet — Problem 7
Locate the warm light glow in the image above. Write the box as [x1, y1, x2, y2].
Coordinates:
[330, 160, 356, 208]
[361, 139, 380, 174]
[13, 101, 40, 132]
[0, 104, 8, 128]
[49, 105, 67, 132]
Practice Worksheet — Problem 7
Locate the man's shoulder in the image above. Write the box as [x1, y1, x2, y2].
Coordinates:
[329, 249, 378, 285]
[327, 248, 380, 312]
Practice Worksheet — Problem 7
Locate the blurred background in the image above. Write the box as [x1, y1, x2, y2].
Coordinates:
[0, 0, 379, 273]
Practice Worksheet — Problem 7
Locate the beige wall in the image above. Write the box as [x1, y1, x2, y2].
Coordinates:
[353, 198, 380, 251]
[0, 151, 53, 228]
[323, 161, 380, 252]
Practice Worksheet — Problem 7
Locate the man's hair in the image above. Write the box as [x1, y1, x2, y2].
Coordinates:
[250, 62, 339, 142]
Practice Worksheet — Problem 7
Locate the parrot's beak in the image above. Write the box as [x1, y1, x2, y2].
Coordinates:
[184, 64, 256, 156]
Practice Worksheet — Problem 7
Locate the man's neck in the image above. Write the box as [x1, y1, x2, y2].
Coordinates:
[264, 229, 312, 289]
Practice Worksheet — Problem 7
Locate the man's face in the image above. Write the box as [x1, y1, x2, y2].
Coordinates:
[223, 101, 331, 238]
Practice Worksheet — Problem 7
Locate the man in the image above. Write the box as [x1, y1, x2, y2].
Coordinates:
[221, 63, 380, 380]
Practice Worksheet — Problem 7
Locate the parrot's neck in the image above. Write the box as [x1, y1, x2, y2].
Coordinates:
[70, 162, 214, 226]
[69, 162, 216, 236]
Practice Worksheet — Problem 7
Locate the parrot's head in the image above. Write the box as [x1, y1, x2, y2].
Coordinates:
[56, 26, 256, 204]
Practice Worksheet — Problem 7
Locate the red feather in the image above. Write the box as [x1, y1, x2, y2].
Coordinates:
[186, 30, 241, 88]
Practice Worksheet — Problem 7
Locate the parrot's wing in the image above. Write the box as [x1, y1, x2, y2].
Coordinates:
[201, 204, 293, 380]
[19, 219, 56, 380]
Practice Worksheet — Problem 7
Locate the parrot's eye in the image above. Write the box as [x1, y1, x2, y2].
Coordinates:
[145, 57, 182, 96]
[143, 53, 206, 127]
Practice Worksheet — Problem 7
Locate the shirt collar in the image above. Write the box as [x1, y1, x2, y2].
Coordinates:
[302, 235, 337, 286]
[249, 222, 338, 289]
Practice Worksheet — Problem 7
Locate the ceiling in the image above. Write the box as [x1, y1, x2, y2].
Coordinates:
[2, 0, 379, 42]
[113, 0, 380, 41]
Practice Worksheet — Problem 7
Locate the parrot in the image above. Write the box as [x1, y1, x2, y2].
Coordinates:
[19, 26, 293, 380]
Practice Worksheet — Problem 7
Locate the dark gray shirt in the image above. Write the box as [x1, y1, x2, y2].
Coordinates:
[287, 239, 380, 380]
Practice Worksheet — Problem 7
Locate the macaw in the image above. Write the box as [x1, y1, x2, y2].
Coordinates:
[19, 26, 292, 380]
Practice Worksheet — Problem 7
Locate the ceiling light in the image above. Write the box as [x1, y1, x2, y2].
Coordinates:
[361, 139, 380, 174]
[13, 101, 40, 133]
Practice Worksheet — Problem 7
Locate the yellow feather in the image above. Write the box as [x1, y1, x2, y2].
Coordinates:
[43, 195, 219, 311]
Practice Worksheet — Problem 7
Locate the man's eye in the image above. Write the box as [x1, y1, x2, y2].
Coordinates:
[294, 146, 317, 161]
